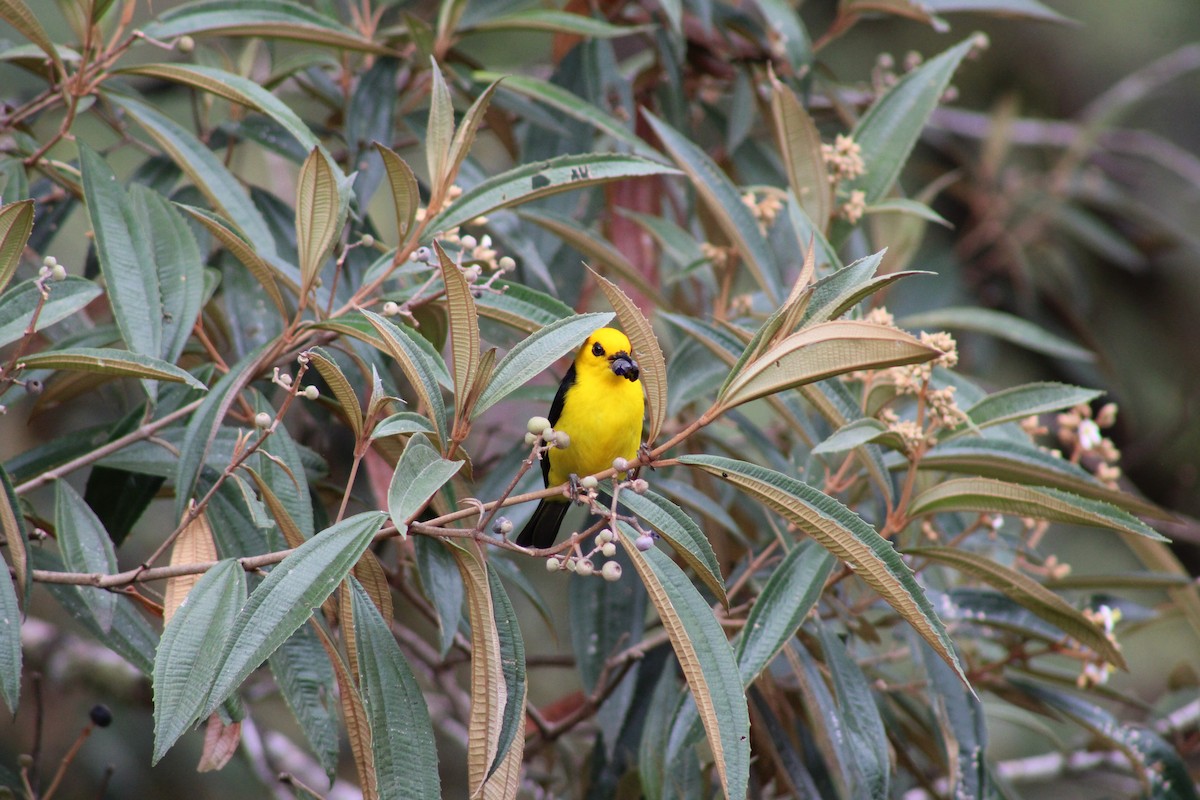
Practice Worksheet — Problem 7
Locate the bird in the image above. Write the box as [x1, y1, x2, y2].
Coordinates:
[515, 327, 645, 549]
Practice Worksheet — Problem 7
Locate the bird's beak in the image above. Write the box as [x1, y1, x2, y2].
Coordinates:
[610, 351, 639, 382]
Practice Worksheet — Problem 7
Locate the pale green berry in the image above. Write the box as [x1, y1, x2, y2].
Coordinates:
[565, 558, 578, 572]
[580, 475, 599, 490]
[460, 235, 477, 250]
[553, 431, 571, 449]
[524, 432, 537, 446]
[50, 264, 66, 281]
[601, 542, 617, 558]
[595, 527, 612, 544]
[254, 412, 272, 428]
[361, 234, 376, 248]
[576, 559, 594, 577]
[527, 416, 551, 435]
[612, 457, 629, 472]
[601, 561, 622, 581]
[546, 558, 560, 572]
[177, 35, 195, 53]
[303, 385, 319, 400]
[631, 478, 649, 494]
[498, 256, 516, 272]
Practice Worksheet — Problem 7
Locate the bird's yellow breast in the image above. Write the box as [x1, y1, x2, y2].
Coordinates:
[547, 369, 643, 486]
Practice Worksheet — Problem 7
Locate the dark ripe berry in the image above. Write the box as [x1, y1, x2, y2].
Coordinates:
[89, 704, 113, 728]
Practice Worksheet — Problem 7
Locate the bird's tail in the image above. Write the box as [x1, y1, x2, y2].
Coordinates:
[515, 499, 570, 549]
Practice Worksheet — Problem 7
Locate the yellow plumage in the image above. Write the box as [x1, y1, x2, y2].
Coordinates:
[515, 328, 645, 548]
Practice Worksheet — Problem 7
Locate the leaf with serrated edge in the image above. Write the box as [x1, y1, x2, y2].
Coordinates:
[718, 320, 939, 412]
[965, 382, 1102, 429]
[17, 347, 207, 389]
[621, 490, 726, 608]
[387, 434, 463, 538]
[152, 559, 245, 763]
[361, 310, 449, 445]
[0, 466, 26, 599]
[178, 205, 289, 316]
[0, 0, 65, 78]
[140, 0, 390, 53]
[0, 200, 34, 293]
[473, 312, 613, 418]
[447, 80, 500, 198]
[163, 511, 218, 625]
[899, 306, 1094, 362]
[306, 347, 363, 439]
[0, 552, 17, 713]
[296, 147, 341, 300]
[201, 511, 386, 717]
[350, 579, 441, 799]
[618, 523, 750, 800]
[310, 620, 378, 800]
[909, 478, 1167, 541]
[769, 73, 830, 228]
[484, 564, 526, 783]
[680, 455, 968, 684]
[474, 280, 573, 332]
[589, 267, 666, 444]
[54, 480, 118, 632]
[0, 278, 103, 350]
[910, 546, 1125, 669]
[450, 542, 506, 795]
[375, 144, 420, 245]
[435, 242, 481, 427]
[427, 59, 454, 200]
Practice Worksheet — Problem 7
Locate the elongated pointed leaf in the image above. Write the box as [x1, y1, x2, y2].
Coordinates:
[0, 199, 34, 293]
[899, 306, 1094, 361]
[202, 511, 386, 716]
[361, 311, 449, 444]
[465, 9, 649, 37]
[735, 542, 834, 684]
[388, 434, 463, 538]
[473, 312, 613, 417]
[680, 455, 968, 684]
[589, 268, 667, 444]
[718, 320, 940, 412]
[0, 465, 26, 600]
[769, 77, 830, 228]
[426, 59, 455, 200]
[376, 144, 420, 245]
[965, 382, 1102, 429]
[349, 579, 441, 799]
[0, 561, 19, 713]
[812, 417, 902, 455]
[306, 347, 363, 439]
[618, 523, 750, 800]
[269, 624, 339, 781]
[107, 93, 277, 259]
[0, 277, 102, 349]
[415, 536, 464, 658]
[484, 564, 526, 781]
[163, 511, 219, 625]
[296, 147, 341, 299]
[54, 480, 118, 632]
[18, 347, 207, 389]
[447, 80, 500, 199]
[310, 620, 378, 799]
[620, 490, 726, 608]
[473, 279, 574, 332]
[425, 154, 679, 236]
[178, 205, 290, 316]
[435, 243, 482, 426]
[817, 626, 890, 799]
[141, 0, 390, 53]
[909, 478, 1167, 540]
[79, 144, 163, 369]
[153, 559, 245, 763]
[910, 546, 1125, 668]
[643, 111, 782, 303]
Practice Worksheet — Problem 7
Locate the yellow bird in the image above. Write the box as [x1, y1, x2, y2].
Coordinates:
[515, 327, 645, 548]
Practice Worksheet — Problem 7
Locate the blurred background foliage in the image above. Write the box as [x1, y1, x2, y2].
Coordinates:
[1, 0, 1200, 799]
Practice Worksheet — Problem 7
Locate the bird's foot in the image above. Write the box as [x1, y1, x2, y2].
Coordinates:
[633, 443, 656, 478]
[567, 473, 583, 504]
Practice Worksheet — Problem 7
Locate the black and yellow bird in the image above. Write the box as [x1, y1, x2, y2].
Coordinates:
[515, 328, 645, 548]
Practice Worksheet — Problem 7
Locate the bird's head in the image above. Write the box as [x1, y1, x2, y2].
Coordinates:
[578, 327, 640, 382]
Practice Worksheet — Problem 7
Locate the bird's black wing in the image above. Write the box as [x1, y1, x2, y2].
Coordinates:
[541, 363, 576, 486]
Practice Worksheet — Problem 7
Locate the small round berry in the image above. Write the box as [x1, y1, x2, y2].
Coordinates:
[595, 528, 612, 544]
[498, 256, 516, 272]
[576, 559, 594, 577]
[546, 557, 560, 572]
[360, 234, 375, 248]
[601, 561, 622, 582]
[495, 518, 513, 535]
[278, 373, 293, 386]
[631, 478, 649, 494]
[580, 475, 599, 490]
[413, 246, 432, 263]
[524, 432, 537, 446]
[254, 412, 272, 428]
[612, 457, 629, 472]
[89, 704, 113, 728]
[50, 264, 66, 280]
[303, 385, 319, 400]
[463, 265, 482, 282]
[601, 542, 617, 558]
[460, 235, 478, 250]
[42, 255, 57, 268]
[565, 558, 578, 572]
[635, 534, 654, 552]
[552, 431, 571, 449]
[24, 379, 42, 395]
[177, 35, 195, 53]
[541, 427, 554, 442]
[382, 301, 400, 316]
[527, 416, 551, 436]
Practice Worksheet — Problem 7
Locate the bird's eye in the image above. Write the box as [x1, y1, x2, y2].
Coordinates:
[591, 342, 605, 357]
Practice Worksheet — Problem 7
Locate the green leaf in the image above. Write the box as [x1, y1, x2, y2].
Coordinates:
[128, 186, 204, 366]
[141, 0, 391, 53]
[426, 59, 455, 200]
[812, 417, 902, 455]
[54, 480, 118, 633]
[922, 0, 1072, 24]
[387, 434, 463, 538]
[769, 77, 830, 229]
[472, 311, 613, 418]
[485, 564, 526, 780]
[817, 626, 889, 799]
[0, 199, 34, 294]
[17, 347, 208, 389]
[847, 35, 979, 204]
[107, 93, 278, 260]
[898, 306, 1094, 361]
[371, 412, 436, 439]
[152, 559, 245, 763]
[306, 347, 363, 440]
[0, 0, 64, 79]
[435, 243, 481, 427]
[680, 455, 968, 684]
[717, 320, 939, 412]
[464, 9, 650, 37]
[0, 564, 19, 713]
[350, 579, 441, 799]
[361, 311, 450, 445]
[734, 542, 834, 684]
[618, 523, 750, 800]
[643, 111, 783, 303]
[864, 196, 951, 226]
[178, 204, 290, 316]
[414, 536, 463, 658]
[909, 546, 1126, 669]
[375, 144, 420, 246]
[0, 277, 102, 349]
[268, 625, 339, 781]
[909, 478, 1168, 540]
[0, 465, 26, 602]
[620, 490, 727, 608]
[914, 635, 988, 800]
[202, 511, 387, 716]
[425, 153, 679, 236]
[965, 382, 1102, 428]
[475, 72, 661, 160]
[473, 278, 574, 332]
[118, 64, 320, 153]
[79, 144, 163, 373]
[296, 147, 346, 301]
